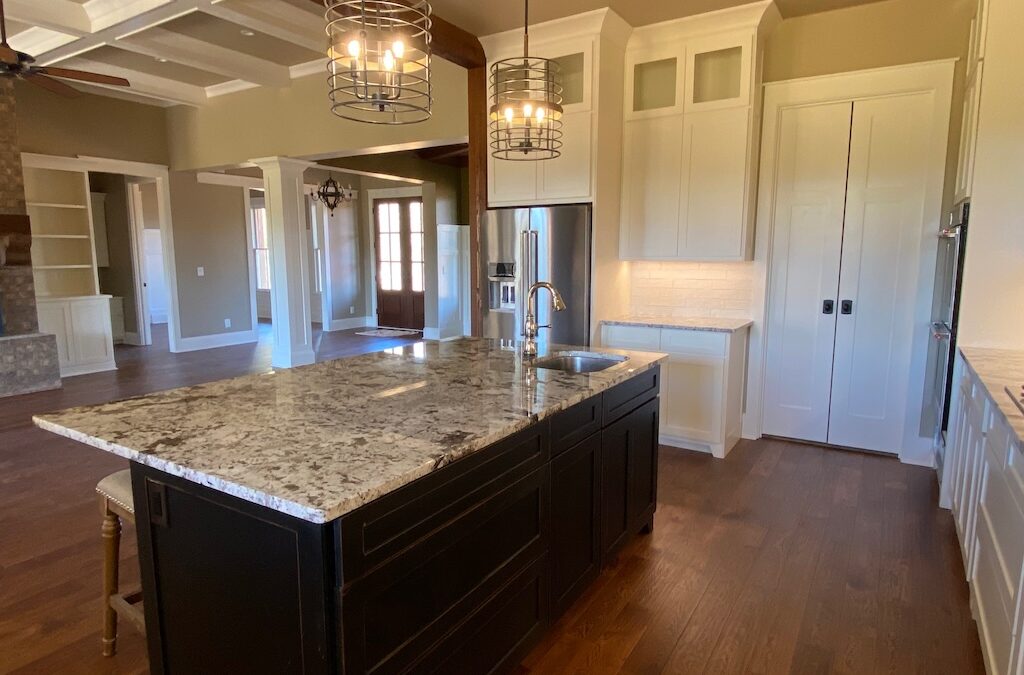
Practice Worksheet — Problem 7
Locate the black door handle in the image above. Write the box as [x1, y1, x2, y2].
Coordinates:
[841, 300, 853, 315]
[822, 300, 834, 315]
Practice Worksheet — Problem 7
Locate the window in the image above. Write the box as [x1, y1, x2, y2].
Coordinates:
[310, 200, 323, 295]
[410, 201, 424, 292]
[377, 201, 403, 291]
[252, 206, 271, 291]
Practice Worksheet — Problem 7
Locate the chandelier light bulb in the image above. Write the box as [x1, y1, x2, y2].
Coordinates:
[504, 106, 514, 122]
[382, 49, 395, 71]
[536, 106, 545, 121]
[347, 39, 360, 58]
[392, 40, 405, 59]
[523, 102, 533, 118]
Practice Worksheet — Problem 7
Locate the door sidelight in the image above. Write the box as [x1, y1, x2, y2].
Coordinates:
[840, 300, 853, 315]
[822, 299, 835, 315]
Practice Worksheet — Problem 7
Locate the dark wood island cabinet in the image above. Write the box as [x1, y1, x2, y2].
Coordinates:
[128, 366, 660, 675]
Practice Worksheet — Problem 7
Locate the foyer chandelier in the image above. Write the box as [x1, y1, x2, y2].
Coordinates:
[488, 0, 563, 160]
[312, 175, 356, 214]
[325, 0, 433, 125]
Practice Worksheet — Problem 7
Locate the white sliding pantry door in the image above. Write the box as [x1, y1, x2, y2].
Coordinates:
[762, 102, 853, 443]
[827, 94, 932, 452]
[764, 93, 933, 454]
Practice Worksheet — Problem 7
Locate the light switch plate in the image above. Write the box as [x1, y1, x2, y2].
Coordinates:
[224, 318, 232, 328]
[197, 266, 205, 277]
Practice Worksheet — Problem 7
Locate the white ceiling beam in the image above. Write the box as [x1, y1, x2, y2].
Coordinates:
[58, 56, 208, 106]
[8, 27, 79, 56]
[116, 27, 292, 87]
[35, 0, 213, 65]
[205, 0, 326, 55]
[86, 0, 178, 33]
[5, 0, 91, 35]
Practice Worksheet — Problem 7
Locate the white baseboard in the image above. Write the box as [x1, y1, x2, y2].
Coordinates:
[422, 327, 440, 340]
[173, 329, 258, 353]
[150, 311, 168, 324]
[61, 359, 117, 378]
[327, 316, 373, 331]
[439, 335, 465, 342]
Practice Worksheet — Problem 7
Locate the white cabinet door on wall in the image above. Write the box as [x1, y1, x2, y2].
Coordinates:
[620, 115, 683, 258]
[36, 296, 116, 377]
[678, 107, 749, 258]
[537, 110, 593, 201]
[683, 31, 753, 112]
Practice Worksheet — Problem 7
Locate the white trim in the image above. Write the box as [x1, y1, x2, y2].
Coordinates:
[197, 171, 264, 190]
[243, 187, 260, 346]
[204, 0, 324, 54]
[175, 329, 258, 352]
[746, 59, 956, 466]
[328, 316, 374, 331]
[125, 181, 152, 346]
[61, 359, 118, 378]
[422, 327, 440, 341]
[122, 331, 144, 346]
[363, 186, 424, 323]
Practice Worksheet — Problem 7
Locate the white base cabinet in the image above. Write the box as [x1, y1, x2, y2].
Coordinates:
[36, 295, 116, 377]
[945, 352, 1024, 675]
[602, 323, 749, 458]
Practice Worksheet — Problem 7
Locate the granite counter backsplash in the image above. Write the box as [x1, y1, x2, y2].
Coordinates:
[34, 339, 666, 524]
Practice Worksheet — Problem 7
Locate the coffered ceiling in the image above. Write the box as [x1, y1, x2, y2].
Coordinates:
[8, 0, 892, 108]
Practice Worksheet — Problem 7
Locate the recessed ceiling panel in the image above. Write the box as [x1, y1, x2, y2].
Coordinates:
[158, 12, 325, 66]
[84, 45, 232, 86]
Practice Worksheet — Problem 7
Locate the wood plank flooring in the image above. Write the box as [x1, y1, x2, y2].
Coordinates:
[0, 326, 984, 674]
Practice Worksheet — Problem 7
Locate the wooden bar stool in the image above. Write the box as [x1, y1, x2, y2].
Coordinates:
[97, 470, 145, 656]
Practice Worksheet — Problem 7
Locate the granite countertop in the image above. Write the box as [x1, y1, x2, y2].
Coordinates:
[959, 346, 1024, 443]
[34, 338, 666, 524]
[602, 315, 753, 333]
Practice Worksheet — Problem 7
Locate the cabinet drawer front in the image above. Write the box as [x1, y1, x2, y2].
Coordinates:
[973, 515, 1014, 675]
[603, 366, 660, 425]
[978, 461, 1024, 603]
[550, 396, 601, 457]
[342, 466, 549, 675]
[659, 328, 728, 357]
[338, 423, 549, 579]
[603, 324, 660, 351]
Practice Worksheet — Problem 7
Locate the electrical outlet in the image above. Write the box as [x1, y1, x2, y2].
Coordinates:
[224, 318, 231, 328]
[349, 306, 355, 315]
[197, 266, 205, 277]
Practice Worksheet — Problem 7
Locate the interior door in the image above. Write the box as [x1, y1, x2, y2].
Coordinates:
[827, 94, 933, 453]
[762, 102, 853, 443]
[143, 229, 168, 324]
[374, 198, 425, 330]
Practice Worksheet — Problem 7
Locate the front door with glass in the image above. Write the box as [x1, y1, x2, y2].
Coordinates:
[374, 198, 425, 330]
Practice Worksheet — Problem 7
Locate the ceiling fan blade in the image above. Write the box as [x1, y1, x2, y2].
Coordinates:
[37, 66, 129, 87]
[26, 73, 81, 98]
[0, 44, 18, 66]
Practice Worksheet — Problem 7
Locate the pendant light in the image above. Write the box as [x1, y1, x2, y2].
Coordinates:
[325, 0, 433, 125]
[488, 0, 563, 161]
[312, 174, 356, 214]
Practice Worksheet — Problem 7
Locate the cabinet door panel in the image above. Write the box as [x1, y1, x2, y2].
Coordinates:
[762, 102, 852, 443]
[662, 357, 721, 443]
[550, 433, 601, 618]
[600, 397, 659, 558]
[70, 299, 114, 364]
[678, 107, 749, 259]
[684, 31, 753, 112]
[488, 153, 537, 205]
[620, 116, 683, 258]
[537, 110, 592, 201]
[626, 398, 659, 526]
[828, 94, 933, 453]
[36, 302, 70, 366]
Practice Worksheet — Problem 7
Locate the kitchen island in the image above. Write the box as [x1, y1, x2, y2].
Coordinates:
[34, 338, 666, 675]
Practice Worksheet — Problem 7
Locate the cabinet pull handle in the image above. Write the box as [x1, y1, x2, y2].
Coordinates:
[822, 299, 835, 315]
[841, 300, 854, 315]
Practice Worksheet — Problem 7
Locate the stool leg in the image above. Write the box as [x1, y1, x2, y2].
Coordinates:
[101, 503, 121, 657]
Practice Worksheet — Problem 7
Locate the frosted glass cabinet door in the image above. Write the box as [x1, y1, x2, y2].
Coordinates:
[684, 31, 753, 112]
[619, 115, 684, 259]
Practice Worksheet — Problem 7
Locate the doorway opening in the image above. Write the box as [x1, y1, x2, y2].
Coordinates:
[372, 197, 425, 331]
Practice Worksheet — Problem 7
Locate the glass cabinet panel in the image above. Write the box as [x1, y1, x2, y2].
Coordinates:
[632, 58, 677, 112]
[692, 46, 742, 104]
[553, 52, 585, 106]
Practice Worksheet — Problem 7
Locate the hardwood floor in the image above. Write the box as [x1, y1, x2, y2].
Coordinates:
[0, 327, 983, 674]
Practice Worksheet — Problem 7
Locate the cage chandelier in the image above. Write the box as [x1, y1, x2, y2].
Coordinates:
[325, 0, 433, 125]
[313, 174, 356, 214]
[488, 0, 563, 161]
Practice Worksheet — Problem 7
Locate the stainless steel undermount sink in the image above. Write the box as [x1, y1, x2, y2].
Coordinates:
[530, 351, 628, 374]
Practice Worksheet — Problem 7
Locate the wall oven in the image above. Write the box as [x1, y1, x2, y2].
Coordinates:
[932, 200, 969, 444]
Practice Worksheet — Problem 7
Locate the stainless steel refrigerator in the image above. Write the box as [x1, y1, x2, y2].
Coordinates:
[480, 205, 591, 346]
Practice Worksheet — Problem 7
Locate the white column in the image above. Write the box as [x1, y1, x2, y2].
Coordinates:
[250, 157, 316, 368]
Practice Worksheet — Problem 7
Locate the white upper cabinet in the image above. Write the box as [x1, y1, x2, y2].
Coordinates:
[619, 3, 779, 261]
[954, 0, 989, 202]
[484, 28, 598, 207]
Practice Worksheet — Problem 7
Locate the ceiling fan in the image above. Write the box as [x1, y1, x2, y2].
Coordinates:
[0, 0, 129, 97]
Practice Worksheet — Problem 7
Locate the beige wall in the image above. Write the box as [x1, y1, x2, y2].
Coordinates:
[90, 172, 139, 334]
[165, 58, 469, 171]
[169, 172, 253, 338]
[763, 0, 973, 83]
[957, 0, 1024, 348]
[14, 81, 169, 165]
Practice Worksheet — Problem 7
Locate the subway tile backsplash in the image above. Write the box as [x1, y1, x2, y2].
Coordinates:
[630, 261, 755, 318]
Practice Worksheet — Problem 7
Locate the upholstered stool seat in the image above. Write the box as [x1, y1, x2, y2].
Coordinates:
[97, 469, 145, 656]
